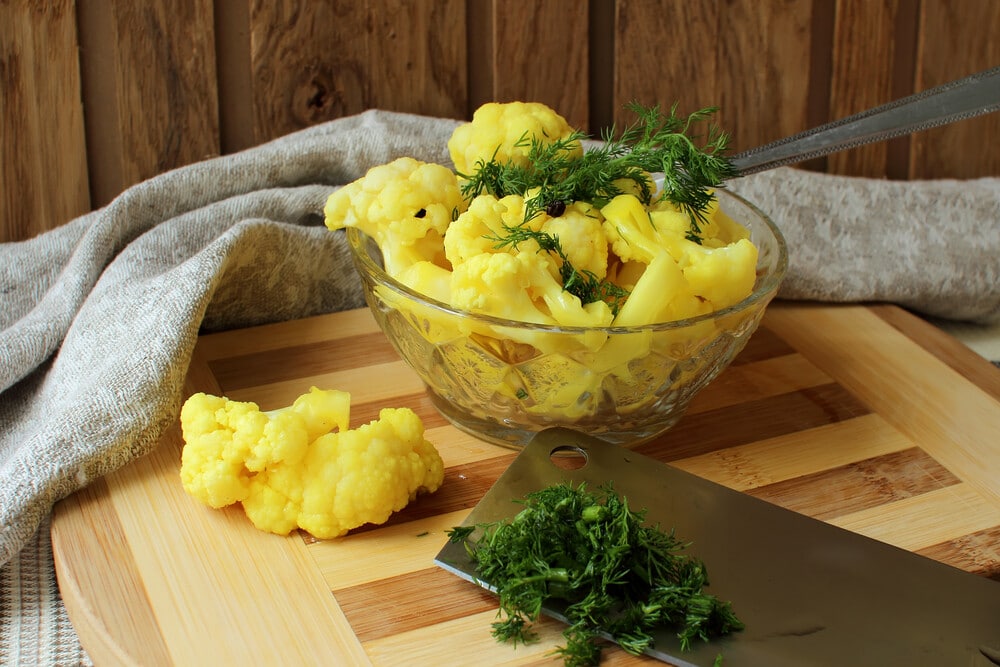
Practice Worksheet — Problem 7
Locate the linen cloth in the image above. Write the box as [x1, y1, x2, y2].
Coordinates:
[1, 109, 998, 664]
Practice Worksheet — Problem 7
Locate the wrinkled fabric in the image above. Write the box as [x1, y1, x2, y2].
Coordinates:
[728, 168, 1000, 323]
[2, 109, 998, 665]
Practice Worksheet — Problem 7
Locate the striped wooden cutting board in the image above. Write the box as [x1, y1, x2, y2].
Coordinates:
[51, 302, 1000, 666]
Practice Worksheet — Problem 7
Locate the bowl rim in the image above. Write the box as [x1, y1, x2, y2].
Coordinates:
[346, 188, 788, 334]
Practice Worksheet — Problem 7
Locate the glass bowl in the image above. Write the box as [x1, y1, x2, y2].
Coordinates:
[347, 188, 787, 448]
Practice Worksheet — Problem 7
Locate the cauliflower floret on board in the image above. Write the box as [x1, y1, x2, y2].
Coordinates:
[448, 101, 583, 175]
[179, 387, 445, 539]
[296, 408, 444, 538]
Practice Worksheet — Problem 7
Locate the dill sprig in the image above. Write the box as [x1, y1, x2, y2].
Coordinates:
[447, 482, 744, 666]
[458, 102, 737, 234]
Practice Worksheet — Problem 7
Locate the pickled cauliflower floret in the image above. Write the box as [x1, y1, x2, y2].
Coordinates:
[541, 201, 608, 281]
[323, 157, 464, 274]
[680, 238, 758, 307]
[448, 101, 582, 175]
[324, 101, 759, 334]
[179, 387, 445, 539]
[444, 194, 537, 268]
[451, 251, 613, 330]
[601, 193, 757, 324]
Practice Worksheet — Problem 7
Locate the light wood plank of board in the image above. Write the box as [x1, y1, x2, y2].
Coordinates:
[361, 608, 569, 666]
[674, 412, 913, 491]
[50, 303, 1000, 666]
[831, 483, 1000, 552]
[308, 509, 469, 590]
[195, 308, 381, 359]
[224, 360, 426, 410]
[766, 303, 1000, 509]
[103, 426, 370, 665]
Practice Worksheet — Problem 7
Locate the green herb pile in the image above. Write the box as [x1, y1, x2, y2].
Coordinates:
[446, 482, 743, 666]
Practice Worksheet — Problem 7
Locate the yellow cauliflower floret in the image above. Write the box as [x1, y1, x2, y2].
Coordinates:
[452, 251, 612, 330]
[541, 201, 608, 280]
[296, 408, 444, 538]
[444, 194, 537, 268]
[451, 252, 554, 325]
[448, 101, 582, 175]
[179, 387, 444, 539]
[396, 260, 453, 304]
[601, 193, 758, 325]
[680, 238, 759, 309]
[324, 157, 464, 274]
[601, 194, 671, 265]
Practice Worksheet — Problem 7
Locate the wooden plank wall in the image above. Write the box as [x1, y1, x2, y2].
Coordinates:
[2, 0, 998, 243]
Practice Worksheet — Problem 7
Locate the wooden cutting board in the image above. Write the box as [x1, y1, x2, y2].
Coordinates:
[51, 302, 1000, 666]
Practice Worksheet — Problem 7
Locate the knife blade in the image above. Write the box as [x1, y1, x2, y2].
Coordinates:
[434, 428, 1000, 666]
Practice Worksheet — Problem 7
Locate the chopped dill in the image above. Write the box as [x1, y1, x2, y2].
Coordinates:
[446, 482, 744, 665]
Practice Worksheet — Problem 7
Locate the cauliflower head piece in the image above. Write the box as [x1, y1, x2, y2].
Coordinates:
[179, 387, 445, 539]
[451, 251, 612, 330]
[324, 157, 464, 274]
[444, 193, 537, 268]
[448, 101, 583, 176]
[601, 193, 759, 325]
[541, 201, 608, 281]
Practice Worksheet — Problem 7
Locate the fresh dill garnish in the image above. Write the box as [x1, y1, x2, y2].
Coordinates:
[446, 482, 744, 665]
[456, 103, 735, 308]
[458, 102, 736, 233]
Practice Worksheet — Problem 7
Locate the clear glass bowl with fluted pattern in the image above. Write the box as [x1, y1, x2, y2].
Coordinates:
[347, 189, 787, 448]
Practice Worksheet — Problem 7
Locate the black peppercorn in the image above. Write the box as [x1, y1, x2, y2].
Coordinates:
[545, 200, 566, 217]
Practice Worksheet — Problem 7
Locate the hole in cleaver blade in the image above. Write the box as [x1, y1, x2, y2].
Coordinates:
[434, 428, 1000, 667]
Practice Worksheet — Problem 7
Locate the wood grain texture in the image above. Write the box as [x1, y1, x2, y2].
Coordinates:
[249, 1, 368, 144]
[613, 0, 818, 154]
[5, 1, 1000, 243]
[910, 0, 1000, 179]
[51, 302, 1000, 665]
[491, 0, 591, 129]
[51, 477, 173, 667]
[716, 0, 817, 153]
[826, 0, 901, 177]
[0, 1, 89, 242]
[612, 0, 720, 127]
[369, 0, 468, 119]
[77, 0, 219, 209]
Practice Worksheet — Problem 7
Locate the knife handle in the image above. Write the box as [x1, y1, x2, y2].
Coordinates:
[729, 66, 1000, 176]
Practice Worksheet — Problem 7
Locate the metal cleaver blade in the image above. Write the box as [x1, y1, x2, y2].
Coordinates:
[433, 428, 1000, 667]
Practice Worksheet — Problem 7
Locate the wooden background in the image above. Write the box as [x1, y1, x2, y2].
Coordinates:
[2, 0, 999, 244]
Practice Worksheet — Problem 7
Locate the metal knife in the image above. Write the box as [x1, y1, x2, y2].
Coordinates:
[435, 428, 1000, 666]
[730, 65, 1000, 176]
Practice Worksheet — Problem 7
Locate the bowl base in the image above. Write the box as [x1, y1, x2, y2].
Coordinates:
[426, 388, 679, 450]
